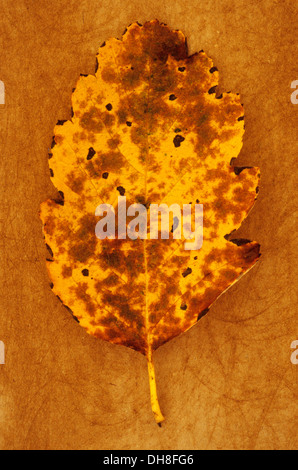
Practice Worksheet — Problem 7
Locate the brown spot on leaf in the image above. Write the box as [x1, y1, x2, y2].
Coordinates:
[182, 267, 192, 278]
[173, 135, 185, 147]
[62, 266, 72, 278]
[116, 186, 125, 196]
[80, 106, 104, 133]
[87, 147, 96, 160]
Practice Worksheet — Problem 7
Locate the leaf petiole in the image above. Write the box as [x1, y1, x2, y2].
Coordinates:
[147, 354, 165, 425]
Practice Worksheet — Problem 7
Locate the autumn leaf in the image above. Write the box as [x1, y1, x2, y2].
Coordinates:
[40, 20, 260, 424]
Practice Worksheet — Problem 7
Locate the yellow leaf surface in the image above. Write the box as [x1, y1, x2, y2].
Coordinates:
[40, 20, 260, 424]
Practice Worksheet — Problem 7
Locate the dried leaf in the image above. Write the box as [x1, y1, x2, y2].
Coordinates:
[40, 20, 260, 424]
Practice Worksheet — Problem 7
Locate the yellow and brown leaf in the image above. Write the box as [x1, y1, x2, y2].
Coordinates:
[40, 20, 260, 423]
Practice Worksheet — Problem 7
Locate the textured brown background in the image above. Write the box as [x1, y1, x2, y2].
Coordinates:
[0, 0, 297, 450]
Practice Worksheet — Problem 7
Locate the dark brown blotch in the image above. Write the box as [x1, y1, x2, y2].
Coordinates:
[141, 21, 187, 62]
[234, 166, 252, 175]
[173, 135, 185, 147]
[87, 147, 96, 160]
[66, 172, 84, 194]
[53, 191, 64, 206]
[107, 137, 120, 149]
[80, 107, 104, 133]
[62, 266, 72, 278]
[51, 136, 56, 149]
[208, 85, 217, 94]
[117, 186, 125, 196]
[46, 243, 53, 258]
[182, 267, 192, 278]
[229, 238, 252, 246]
[197, 307, 209, 321]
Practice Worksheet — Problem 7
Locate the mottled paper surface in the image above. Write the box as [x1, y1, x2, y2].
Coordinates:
[0, 0, 297, 450]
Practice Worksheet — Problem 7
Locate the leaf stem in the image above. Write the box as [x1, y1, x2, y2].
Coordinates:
[147, 352, 165, 425]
